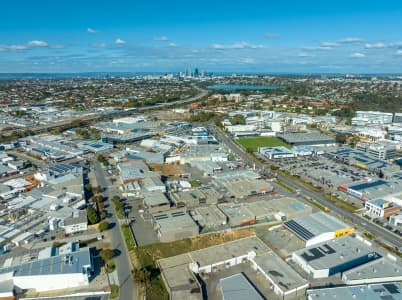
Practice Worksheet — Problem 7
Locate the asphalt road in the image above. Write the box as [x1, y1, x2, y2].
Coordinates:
[92, 159, 136, 300]
[209, 125, 402, 249]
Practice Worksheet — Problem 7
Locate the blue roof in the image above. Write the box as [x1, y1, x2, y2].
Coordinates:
[349, 180, 387, 191]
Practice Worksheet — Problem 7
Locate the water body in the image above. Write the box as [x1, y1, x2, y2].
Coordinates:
[208, 84, 284, 91]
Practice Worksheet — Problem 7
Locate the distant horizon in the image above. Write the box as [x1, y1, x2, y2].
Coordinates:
[0, 71, 402, 78]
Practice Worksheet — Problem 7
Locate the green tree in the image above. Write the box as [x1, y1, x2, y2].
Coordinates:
[100, 248, 114, 262]
[84, 183, 92, 192]
[132, 267, 151, 284]
[98, 221, 109, 232]
[230, 114, 246, 125]
[87, 207, 99, 225]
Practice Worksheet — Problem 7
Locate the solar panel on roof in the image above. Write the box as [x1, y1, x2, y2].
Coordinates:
[284, 220, 315, 241]
[301, 248, 325, 262]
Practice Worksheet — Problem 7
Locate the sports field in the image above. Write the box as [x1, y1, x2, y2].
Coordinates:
[237, 136, 291, 151]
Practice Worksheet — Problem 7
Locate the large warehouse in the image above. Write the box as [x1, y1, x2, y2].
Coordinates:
[283, 212, 354, 247]
[277, 132, 336, 147]
[0, 242, 93, 293]
[307, 282, 402, 300]
[292, 235, 381, 279]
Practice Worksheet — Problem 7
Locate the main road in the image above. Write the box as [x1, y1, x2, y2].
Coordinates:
[92, 159, 136, 300]
[209, 125, 402, 249]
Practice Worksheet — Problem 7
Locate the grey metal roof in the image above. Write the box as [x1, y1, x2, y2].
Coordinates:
[220, 273, 264, 300]
[307, 282, 402, 300]
[0, 247, 92, 277]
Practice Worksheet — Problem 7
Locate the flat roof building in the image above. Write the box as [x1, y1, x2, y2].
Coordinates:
[142, 191, 170, 213]
[365, 198, 401, 219]
[277, 132, 336, 147]
[292, 235, 381, 279]
[152, 210, 199, 242]
[339, 172, 402, 201]
[220, 273, 264, 300]
[0, 245, 93, 292]
[284, 212, 354, 247]
[307, 282, 402, 300]
[258, 146, 295, 159]
[158, 236, 308, 300]
[191, 206, 227, 230]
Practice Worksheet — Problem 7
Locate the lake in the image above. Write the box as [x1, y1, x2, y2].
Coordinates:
[207, 84, 284, 91]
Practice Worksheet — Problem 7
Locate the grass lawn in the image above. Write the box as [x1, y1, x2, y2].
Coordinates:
[105, 259, 116, 273]
[110, 284, 119, 299]
[189, 180, 201, 188]
[121, 224, 136, 251]
[237, 136, 291, 151]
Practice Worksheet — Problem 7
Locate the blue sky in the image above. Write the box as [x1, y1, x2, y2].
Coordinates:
[1, 0, 402, 73]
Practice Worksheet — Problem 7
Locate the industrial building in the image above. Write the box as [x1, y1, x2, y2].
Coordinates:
[342, 253, 402, 285]
[329, 147, 399, 173]
[213, 171, 273, 200]
[394, 112, 402, 123]
[284, 212, 354, 247]
[352, 111, 393, 125]
[191, 206, 227, 230]
[152, 210, 199, 242]
[218, 197, 311, 227]
[338, 172, 402, 201]
[277, 132, 336, 147]
[0, 242, 93, 293]
[101, 130, 152, 144]
[258, 146, 295, 159]
[75, 140, 113, 153]
[158, 236, 308, 300]
[220, 273, 264, 300]
[218, 203, 256, 227]
[62, 210, 88, 234]
[365, 199, 401, 219]
[307, 282, 402, 300]
[292, 235, 381, 279]
[142, 191, 170, 213]
[171, 188, 220, 208]
[356, 142, 397, 160]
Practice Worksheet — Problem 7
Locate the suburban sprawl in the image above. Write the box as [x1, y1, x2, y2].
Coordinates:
[1, 73, 402, 300]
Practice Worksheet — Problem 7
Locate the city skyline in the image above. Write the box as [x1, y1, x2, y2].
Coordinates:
[1, 0, 402, 73]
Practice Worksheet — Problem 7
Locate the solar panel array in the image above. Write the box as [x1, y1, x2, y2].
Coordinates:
[284, 219, 315, 241]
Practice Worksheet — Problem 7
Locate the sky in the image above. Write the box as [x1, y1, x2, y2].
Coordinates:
[1, 0, 402, 73]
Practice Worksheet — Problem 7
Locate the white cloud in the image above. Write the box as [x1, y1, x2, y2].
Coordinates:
[92, 43, 108, 48]
[154, 36, 169, 41]
[365, 42, 385, 49]
[115, 38, 126, 45]
[240, 57, 256, 64]
[264, 33, 280, 39]
[28, 40, 48, 47]
[389, 42, 402, 48]
[320, 41, 339, 47]
[168, 43, 177, 47]
[0, 45, 28, 51]
[396, 50, 402, 55]
[302, 46, 333, 51]
[350, 52, 366, 58]
[338, 37, 364, 44]
[298, 52, 315, 57]
[87, 28, 97, 33]
[210, 41, 265, 50]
